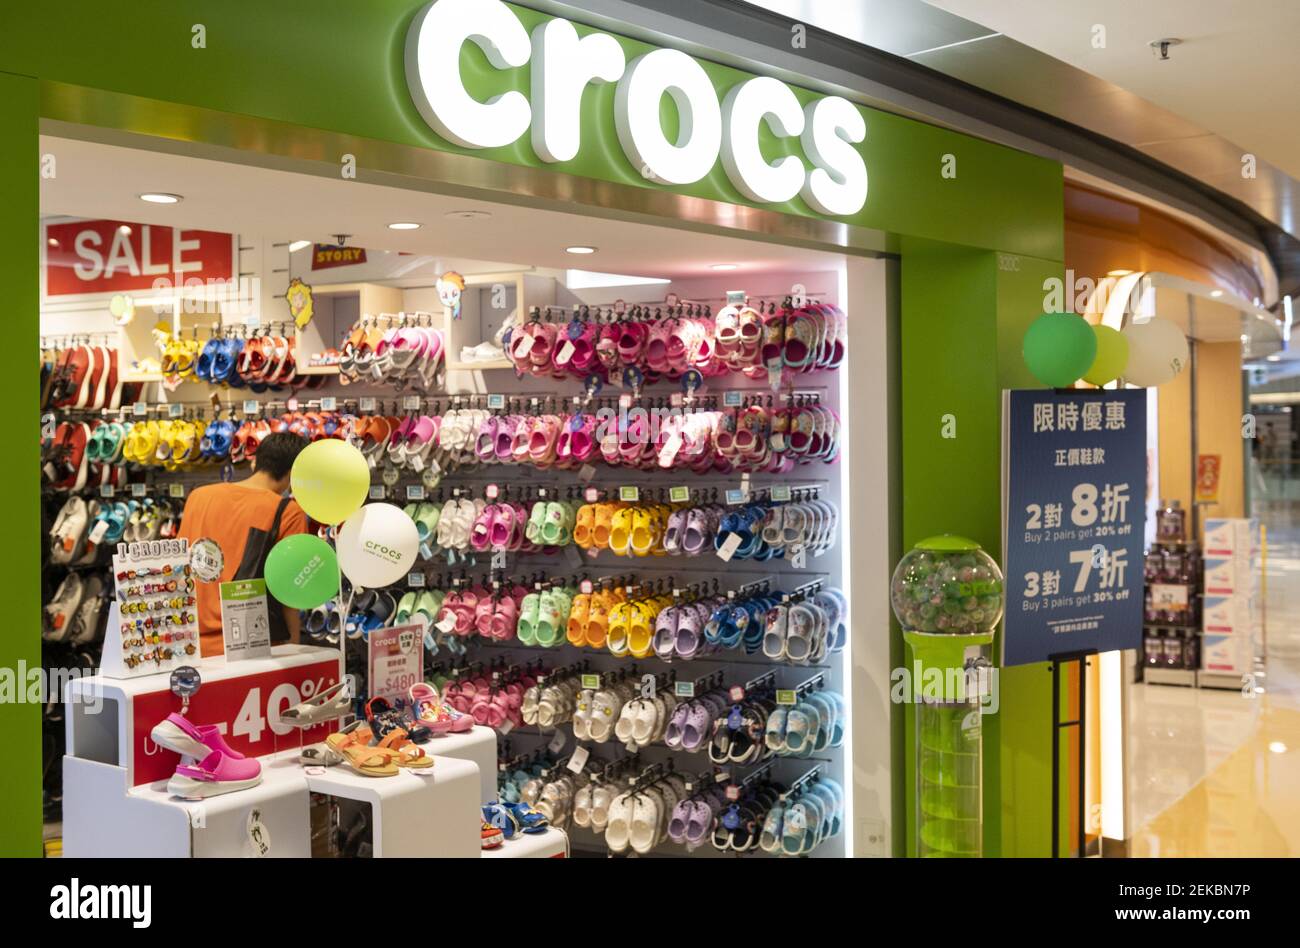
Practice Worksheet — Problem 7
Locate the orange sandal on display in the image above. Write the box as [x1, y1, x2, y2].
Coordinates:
[325, 722, 399, 777]
[376, 727, 434, 769]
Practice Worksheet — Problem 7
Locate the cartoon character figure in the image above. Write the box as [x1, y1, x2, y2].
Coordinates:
[437, 271, 465, 320]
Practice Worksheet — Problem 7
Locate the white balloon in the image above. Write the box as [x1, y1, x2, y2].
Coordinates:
[336, 503, 419, 588]
[1122, 318, 1189, 387]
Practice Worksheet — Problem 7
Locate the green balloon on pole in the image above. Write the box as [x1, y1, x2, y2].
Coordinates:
[265, 534, 340, 609]
[290, 439, 369, 525]
[1022, 313, 1097, 387]
[1082, 323, 1129, 386]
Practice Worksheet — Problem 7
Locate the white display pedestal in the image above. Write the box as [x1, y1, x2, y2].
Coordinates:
[421, 726, 497, 802]
[62, 644, 481, 858]
[483, 826, 569, 858]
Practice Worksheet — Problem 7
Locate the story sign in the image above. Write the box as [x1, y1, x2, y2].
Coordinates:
[405, 0, 867, 215]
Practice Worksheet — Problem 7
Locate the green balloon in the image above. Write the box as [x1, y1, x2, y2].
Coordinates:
[1083, 323, 1129, 386]
[265, 534, 339, 609]
[1022, 313, 1097, 387]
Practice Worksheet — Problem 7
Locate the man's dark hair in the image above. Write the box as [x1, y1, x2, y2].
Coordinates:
[255, 431, 309, 480]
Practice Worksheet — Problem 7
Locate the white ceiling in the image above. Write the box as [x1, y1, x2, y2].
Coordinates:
[39, 136, 845, 283]
[928, 0, 1300, 182]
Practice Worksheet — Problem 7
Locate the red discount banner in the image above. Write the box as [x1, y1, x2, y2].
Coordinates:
[44, 219, 234, 296]
[130, 657, 340, 786]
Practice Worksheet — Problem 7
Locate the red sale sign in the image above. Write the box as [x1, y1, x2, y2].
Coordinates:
[130, 658, 340, 786]
[44, 219, 234, 296]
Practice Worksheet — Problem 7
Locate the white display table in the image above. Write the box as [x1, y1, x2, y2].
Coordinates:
[482, 826, 570, 858]
[62, 645, 481, 858]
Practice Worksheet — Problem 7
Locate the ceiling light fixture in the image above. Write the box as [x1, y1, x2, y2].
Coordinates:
[711, 264, 739, 271]
[388, 222, 421, 230]
[288, 240, 312, 253]
[138, 192, 182, 205]
[565, 246, 597, 255]
[445, 209, 492, 221]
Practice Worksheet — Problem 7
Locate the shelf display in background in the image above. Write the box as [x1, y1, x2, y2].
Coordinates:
[1001, 388, 1146, 666]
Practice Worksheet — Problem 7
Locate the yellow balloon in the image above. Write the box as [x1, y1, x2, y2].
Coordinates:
[290, 440, 370, 524]
[1083, 324, 1129, 386]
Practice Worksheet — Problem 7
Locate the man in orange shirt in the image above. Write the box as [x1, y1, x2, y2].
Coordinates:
[179, 432, 310, 657]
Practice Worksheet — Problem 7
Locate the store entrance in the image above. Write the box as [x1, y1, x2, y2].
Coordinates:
[39, 132, 888, 858]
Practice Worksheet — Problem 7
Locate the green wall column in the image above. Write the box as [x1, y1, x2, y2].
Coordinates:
[898, 238, 1065, 857]
[0, 69, 43, 857]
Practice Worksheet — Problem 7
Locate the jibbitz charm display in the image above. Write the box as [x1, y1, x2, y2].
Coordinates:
[111, 539, 200, 677]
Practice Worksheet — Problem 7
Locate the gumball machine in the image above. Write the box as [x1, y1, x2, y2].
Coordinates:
[890, 535, 1004, 857]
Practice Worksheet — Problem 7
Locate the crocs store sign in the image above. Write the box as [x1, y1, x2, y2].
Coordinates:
[404, 0, 868, 216]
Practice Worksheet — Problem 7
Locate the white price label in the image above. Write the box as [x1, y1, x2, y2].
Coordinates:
[167, 403, 184, 418]
[403, 395, 421, 411]
[369, 486, 386, 500]
[359, 397, 376, 412]
[131, 483, 147, 498]
[620, 486, 639, 502]
[133, 402, 148, 417]
[408, 572, 426, 588]
[716, 533, 743, 561]
[168, 483, 185, 499]
[320, 397, 336, 411]
[243, 400, 259, 414]
[770, 485, 792, 502]
[566, 744, 590, 773]
[406, 485, 425, 501]
[487, 394, 505, 410]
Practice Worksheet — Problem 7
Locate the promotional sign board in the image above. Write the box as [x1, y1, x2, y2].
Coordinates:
[220, 578, 273, 662]
[1196, 453, 1221, 503]
[1001, 389, 1147, 665]
[367, 624, 424, 705]
[43, 219, 234, 297]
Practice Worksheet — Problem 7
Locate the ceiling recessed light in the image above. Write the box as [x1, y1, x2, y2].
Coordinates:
[288, 240, 312, 253]
[566, 246, 597, 255]
[445, 209, 492, 221]
[118, 225, 132, 235]
[1210, 289, 1223, 298]
[138, 192, 182, 204]
[388, 222, 421, 231]
[711, 264, 739, 271]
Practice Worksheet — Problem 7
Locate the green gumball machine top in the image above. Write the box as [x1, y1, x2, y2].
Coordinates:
[891, 535, 1005, 638]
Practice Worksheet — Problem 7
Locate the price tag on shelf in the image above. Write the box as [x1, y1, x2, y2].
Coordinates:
[406, 485, 425, 501]
[130, 483, 147, 498]
[729, 685, 745, 702]
[581, 674, 601, 690]
[770, 485, 792, 502]
[567, 744, 590, 774]
[485, 483, 500, 500]
[725, 488, 748, 506]
[579, 464, 597, 483]
[359, 397, 376, 412]
[715, 533, 742, 561]
[723, 391, 743, 408]
[487, 393, 505, 410]
[725, 785, 741, 802]
[556, 340, 575, 365]
[242, 400, 259, 415]
[369, 486, 386, 500]
[584, 487, 600, 504]
[320, 397, 336, 411]
[167, 403, 184, 419]
[132, 402, 148, 417]
[579, 579, 594, 595]
[619, 486, 639, 503]
[287, 397, 299, 413]
[726, 290, 747, 306]
[408, 572, 425, 588]
[670, 486, 690, 503]
[409, 454, 424, 473]
[99, 484, 115, 498]
[675, 681, 695, 698]
[776, 689, 797, 706]
[435, 614, 457, 634]
[168, 483, 185, 499]
[403, 395, 421, 411]
[513, 332, 534, 358]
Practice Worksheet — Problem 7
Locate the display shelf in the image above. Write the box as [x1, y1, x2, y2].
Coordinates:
[1144, 667, 1198, 687]
[297, 364, 342, 376]
[482, 826, 569, 858]
[1197, 671, 1247, 691]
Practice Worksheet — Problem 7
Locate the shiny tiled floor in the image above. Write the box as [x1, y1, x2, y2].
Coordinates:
[1126, 500, 1300, 857]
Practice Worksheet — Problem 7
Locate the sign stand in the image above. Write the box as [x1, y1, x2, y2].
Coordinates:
[1048, 648, 1096, 858]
